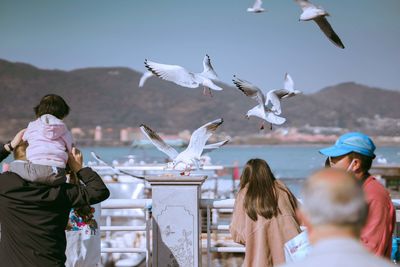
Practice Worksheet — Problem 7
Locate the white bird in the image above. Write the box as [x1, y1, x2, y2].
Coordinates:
[90, 152, 145, 179]
[266, 73, 302, 115]
[247, 0, 265, 13]
[295, 0, 345, 49]
[141, 55, 223, 96]
[232, 76, 286, 130]
[140, 119, 228, 173]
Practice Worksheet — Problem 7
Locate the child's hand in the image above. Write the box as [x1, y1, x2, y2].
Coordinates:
[10, 129, 26, 148]
[68, 147, 83, 173]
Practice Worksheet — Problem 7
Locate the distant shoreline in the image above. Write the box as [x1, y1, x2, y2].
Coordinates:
[77, 142, 400, 148]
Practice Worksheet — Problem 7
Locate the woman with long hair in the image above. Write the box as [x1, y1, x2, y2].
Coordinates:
[230, 158, 301, 266]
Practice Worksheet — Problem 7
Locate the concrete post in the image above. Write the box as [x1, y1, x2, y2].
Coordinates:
[146, 175, 207, 267]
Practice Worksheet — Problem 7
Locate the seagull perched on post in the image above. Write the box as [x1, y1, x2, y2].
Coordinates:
[294, 0, 345, 49]
[139, 55, 223, 96]
[140, 119, 228, 174]
[247, 0, 266, 13]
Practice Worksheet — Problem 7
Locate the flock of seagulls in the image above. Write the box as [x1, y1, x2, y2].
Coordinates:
[133, 0, 345, 173]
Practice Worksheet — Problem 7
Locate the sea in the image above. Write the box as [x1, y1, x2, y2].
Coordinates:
[3, 145, 397, 197]
[82, 145, 400, 197]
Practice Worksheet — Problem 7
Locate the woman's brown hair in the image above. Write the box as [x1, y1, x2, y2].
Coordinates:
[239, 158, 297, 221]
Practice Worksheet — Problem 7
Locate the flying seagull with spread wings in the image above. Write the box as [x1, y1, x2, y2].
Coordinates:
[295, 0, 345, 49]
[140, 118, 228, 174]
[139, 55, 222, 96]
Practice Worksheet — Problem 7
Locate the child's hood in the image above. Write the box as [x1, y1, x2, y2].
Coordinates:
[39, 114, 68, 139]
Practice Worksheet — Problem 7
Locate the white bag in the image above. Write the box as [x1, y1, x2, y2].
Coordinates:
[65, 203, 101, 267]
[284, 230, 311, 263]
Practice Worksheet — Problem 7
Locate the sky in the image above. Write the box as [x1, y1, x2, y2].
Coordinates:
[0, 0, 399, 93]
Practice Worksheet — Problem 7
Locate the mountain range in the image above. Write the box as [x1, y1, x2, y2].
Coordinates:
[0, 59, 399, 139]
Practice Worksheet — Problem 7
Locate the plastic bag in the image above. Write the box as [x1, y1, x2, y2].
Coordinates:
[65, 203, 101, 267]
[284, 230, 311, 263]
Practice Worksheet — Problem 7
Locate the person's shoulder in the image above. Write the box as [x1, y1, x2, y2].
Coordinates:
[0, 171, 27, 190]
[363, 176, 391, 199]
[275, 180, 292, 192]
[0, 171, 24, 182]
[26, 118, 41, 128]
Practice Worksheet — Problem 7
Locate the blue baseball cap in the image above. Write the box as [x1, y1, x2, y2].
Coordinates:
[319, 132, 376, 159]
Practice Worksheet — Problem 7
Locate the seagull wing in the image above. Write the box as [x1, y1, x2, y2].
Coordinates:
[253, 0, 263, 9]
[283, 73, 294, 91]
[144, 59, 199, 88]
[314, 17, 345, 49]
[186, 118, 224, 158]
[201, 78, 223, 91]
[203, 139, 229, 154]
[139, 71, 154, 87]
[295, 0, 314, 10]
[265, 112, 286, 125]
[232, 76, 266, 107]
[266, 90, 284, 115]
[90, 152, 145, 179]
[201, 54, 219, 80]
[140, 124, 179, 159]
[269, 89, 289, 99]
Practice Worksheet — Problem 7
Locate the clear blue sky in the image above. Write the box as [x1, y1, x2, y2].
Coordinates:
[0, 0, 399, 93]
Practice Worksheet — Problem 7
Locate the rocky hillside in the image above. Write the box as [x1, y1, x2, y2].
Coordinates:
[0, 59, 399, 138]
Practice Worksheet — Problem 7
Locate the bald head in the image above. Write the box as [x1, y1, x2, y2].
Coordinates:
[301, 168, 368, 233]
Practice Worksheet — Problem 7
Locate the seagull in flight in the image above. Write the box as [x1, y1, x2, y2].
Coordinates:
[140, 118, 228, 174]
[294, 0, 345, 49]
[232, 76, 286, 130]
[247, 0, 266, 13]
[266, 73, 302, 115]
[139, 55, 223, 96]
[90, 152, 145, 180]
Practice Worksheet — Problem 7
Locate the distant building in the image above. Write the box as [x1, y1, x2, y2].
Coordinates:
[120, 128, 129, 142]
[94, 126, 102, 141]
[120, 127, 140, 143]
[71, 127, 85, 140]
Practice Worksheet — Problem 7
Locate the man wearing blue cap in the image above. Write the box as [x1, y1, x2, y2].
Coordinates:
[319, 132, 395, 259]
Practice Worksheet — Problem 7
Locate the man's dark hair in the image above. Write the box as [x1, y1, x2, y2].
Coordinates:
[349, 152, 373, 173]
[34, 94, 70, 119]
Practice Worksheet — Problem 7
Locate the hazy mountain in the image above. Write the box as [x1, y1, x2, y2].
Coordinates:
[0, 59, 399, 139]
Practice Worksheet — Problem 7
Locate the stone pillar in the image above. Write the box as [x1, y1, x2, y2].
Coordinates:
[146, 175, 207, 267]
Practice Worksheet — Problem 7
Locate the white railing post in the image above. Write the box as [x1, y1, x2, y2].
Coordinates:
[146, 175, 207, 267]
[206, 204, 211, 267]
[145, 207, 151, 267]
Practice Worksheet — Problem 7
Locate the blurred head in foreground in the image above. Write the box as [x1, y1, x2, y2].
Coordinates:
[299, 168, 368, 244]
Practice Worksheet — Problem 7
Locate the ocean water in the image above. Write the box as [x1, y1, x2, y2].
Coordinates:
[83, 145, 400, 178]
[3, 145, 395, 197]
[82, 145, 400, 197]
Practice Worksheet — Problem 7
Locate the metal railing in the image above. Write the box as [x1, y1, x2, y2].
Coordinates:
[100, 198, 400, 267]
[100, 199, 152, 267]
[100, 198, 243, 267]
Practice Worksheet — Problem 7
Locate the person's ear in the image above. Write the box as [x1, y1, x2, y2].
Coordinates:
[351, 158, 362, 173]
